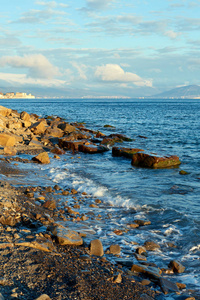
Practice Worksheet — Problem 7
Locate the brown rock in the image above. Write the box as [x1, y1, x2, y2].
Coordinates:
[15, 237, 55, 252]
[42, 200, 56, 210]
[109, 244, 121, 255]
[89, 239, 104, 256]
[176, 282, 186, 289]
[51, 147, 65, 155]
[57, 123, 76, 134]
[0, 133, 16, 147]
[0, 215, 18, 227]
[3, 146, 17, 156]
[78, 144, 108, 154]
[35, 295, 52, 300]
[131, 264, 161, 279]
[44, 127, 64, 138]
[51, 226, 83, 246]
[144, 240, 160, 251]
[112, 147, 143, 159]
[32, 152, 50, 164]
[0, 106, 12, 117]
[131, 153, 181, 168]
[20, 111, 30, 122]
[134, 219, 151, 226]
[29, 121, 47, 134]
[58, 139, 88, 151]
[168, 260, 185, 273]
[136, 246, 146, 255]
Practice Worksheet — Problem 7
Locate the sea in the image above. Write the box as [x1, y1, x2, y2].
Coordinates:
[1, 98, 200, 297]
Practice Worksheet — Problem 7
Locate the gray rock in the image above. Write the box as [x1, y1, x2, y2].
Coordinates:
[159, 277, 179, 294]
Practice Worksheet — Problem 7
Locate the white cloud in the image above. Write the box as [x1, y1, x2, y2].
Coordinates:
[35, 1, 69, 8]
[164, 30, 181, 39]
[0, 54, 60, 79]
[95, 64, 152, 87]
[71, 62, 88, 80]
[0, 72, 66, 87]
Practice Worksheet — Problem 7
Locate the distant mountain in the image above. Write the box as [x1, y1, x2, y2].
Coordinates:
[154, 85, 200, 99]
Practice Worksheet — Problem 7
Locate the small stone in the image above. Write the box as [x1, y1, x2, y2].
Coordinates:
[113, 273, 122, 283]
[176, 282, 186, 289]
[128, 223, 139, 229]
[109, 244, 121, 255]
[134, 219, 151, 226]
[144, 240, 160, 251]
[62, 190, 69, 195]
[95, 199, 101, 204]
[54, 184, 60, 190]
[35, 295, 51, 300]
[89, 239, 104, 256]
[141, 279, 151, 286]
[136, 246, 146, 255]
[45, 186, 53, 193]
[71, 189, 78, 194]
[168, 260, 185, 273]
[179, 170, 189, 175]
[42, 200, 56, 210]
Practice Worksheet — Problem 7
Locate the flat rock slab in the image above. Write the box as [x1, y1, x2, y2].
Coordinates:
[112, 147, 144, 159]
[131, 153, 181, 168]
[79, 144, 108, 154]
[159, 277, 179, 294]
[15, 238, 56, 252]
[51, 226, 83, 246]
[131, 264, 161, 280]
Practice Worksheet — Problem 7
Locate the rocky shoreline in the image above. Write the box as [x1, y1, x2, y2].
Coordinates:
[0, 105, 197, 299]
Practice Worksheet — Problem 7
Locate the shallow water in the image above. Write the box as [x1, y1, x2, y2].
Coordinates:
[1, 98, 200, 295]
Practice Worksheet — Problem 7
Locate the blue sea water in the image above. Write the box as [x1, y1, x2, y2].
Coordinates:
[1, 98, 200, 296]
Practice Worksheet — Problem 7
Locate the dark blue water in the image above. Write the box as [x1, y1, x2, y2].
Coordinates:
[1, 98, 200, 295]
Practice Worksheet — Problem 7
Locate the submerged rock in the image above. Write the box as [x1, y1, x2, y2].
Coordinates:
[131, 153, 181, 168]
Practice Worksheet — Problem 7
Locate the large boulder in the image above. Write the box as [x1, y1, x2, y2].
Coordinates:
[20, 111, 30, 122]
[112, 147, 144, 159]
[0, 133, 16, 147]
[78, 144, 108, 154]
[57, 122, 76, 134]
[131, 153, 181, 168]
[29, 121, 47, 135]
[32, 152, 50, 164]
[44, 127, 64, 138]
[0, 106, 12, 117]
[50, 226, 83, 246]
[58, 139, 88, 151]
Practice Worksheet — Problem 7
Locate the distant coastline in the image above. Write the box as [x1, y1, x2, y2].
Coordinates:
[0, 92, 35, 99]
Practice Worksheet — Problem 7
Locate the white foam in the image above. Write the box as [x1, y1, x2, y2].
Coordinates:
[189, 244, 200, 252]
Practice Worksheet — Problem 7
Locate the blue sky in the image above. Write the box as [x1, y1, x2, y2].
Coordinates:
[0, 0, 200, 97]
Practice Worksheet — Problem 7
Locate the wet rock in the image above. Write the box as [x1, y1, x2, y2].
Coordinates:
[179, 170, 189, 175]
[78, 144, 108, 154]
[45, 186, 53, 193]
[131, 153, 181, 168]
[51, 226, 83, 246]
[0, 133, 16, 147]
[109, 244, 121, 255]
[54, 184, 60, 190]
[0, 293, 5, 300]
[134, 253, 147, 261]
[141, 279, 151, 286]
[139, 294, 154, 300]
[35, 294, 52, 300]
[159, 277, 179, 294]
[42, 200, 56, 210]
[113, 273, 122, 283]
[108, 134, 133, 142]
[89, 239, 104, 256]
[131, 264, 161, 280]
[32, 152, 50, 164]
[176, 282, 186, 289]
[71, 189, 78, 194]
[134, 219, 151, 226]
[136, 246, 146, 255]
[144, 240, 160, 251]
[50, 147, 65, 155]
[104, 124, 115, 128]
[58, 139, 88, 151]
[112, 147, 144, 159]
[127, 223, 139, 229]
[168, 260, 185, 273]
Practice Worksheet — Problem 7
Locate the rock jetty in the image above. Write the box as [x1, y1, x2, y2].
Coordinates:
[0, 105, 197, 300]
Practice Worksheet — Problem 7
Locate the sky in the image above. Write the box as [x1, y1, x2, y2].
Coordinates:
[0, 0, 200, 97]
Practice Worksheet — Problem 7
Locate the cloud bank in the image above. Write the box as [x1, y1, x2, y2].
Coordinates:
[0, 54, 60, 79]
[95, 64, 152, 87]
